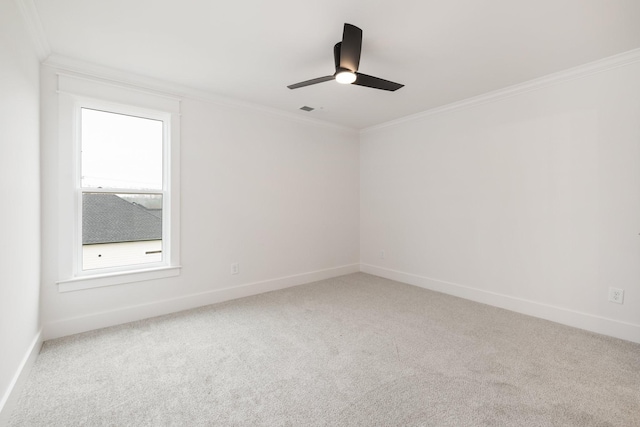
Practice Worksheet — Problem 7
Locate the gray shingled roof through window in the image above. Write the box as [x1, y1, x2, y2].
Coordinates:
[83, 193, 162, 245]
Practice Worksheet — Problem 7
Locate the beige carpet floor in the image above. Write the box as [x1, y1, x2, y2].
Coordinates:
[9, 273, 640, 426]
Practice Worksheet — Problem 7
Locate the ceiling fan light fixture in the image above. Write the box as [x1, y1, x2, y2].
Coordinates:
[287, 24, 403, 91]
[335, 70, 356, 84]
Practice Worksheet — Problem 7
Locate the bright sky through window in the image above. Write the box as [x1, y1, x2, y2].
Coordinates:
[81, 108, 163, 190]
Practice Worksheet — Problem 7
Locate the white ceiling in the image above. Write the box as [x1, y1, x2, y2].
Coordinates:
[33, 0, 640, 129]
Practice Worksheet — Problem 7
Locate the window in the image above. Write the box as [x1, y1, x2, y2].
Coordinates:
[80, 107, 165, 272]
[56, 74, 181, 292]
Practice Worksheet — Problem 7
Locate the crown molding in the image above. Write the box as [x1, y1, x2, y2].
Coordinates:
[361, 48, 640, 135]
[42, 54, 358, 136]
[14, 0, 51, 61]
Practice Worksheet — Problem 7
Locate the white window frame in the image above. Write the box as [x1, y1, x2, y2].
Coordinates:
[56, 74, 181, 292]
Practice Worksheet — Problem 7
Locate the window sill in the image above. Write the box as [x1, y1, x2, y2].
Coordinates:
[57, 266, 181, 293]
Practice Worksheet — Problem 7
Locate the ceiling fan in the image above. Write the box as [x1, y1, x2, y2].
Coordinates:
[287, 23, 404, 92]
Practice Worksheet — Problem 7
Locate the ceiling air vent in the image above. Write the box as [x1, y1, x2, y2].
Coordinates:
[300, 106, 314, 112]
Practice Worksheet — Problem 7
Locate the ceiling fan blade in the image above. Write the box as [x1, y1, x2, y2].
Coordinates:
[287, 76, 334, 90]
[339, 23, 362, 72]
[353, 73, 404, 91]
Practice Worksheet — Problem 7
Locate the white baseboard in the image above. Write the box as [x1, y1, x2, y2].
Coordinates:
[0, 328, 43, 426]
[361, 264, 640, 344]
[44, 264, 360, 340]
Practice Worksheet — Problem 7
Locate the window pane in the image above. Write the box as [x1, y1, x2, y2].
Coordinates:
[81, 108, 163, 190]
[82, 193, 163, 270]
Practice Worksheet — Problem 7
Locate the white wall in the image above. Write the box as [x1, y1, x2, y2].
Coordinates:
[83, 241, 162, 270]
[0, 0, 42, 418]
[361, 61, 640, 343]
[40, 66, 360, 339]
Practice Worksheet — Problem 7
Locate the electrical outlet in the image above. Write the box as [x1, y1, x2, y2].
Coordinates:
[608, 287, 624, 304]
[231, 263, 240, 275]
[380, 250, 385, 259]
